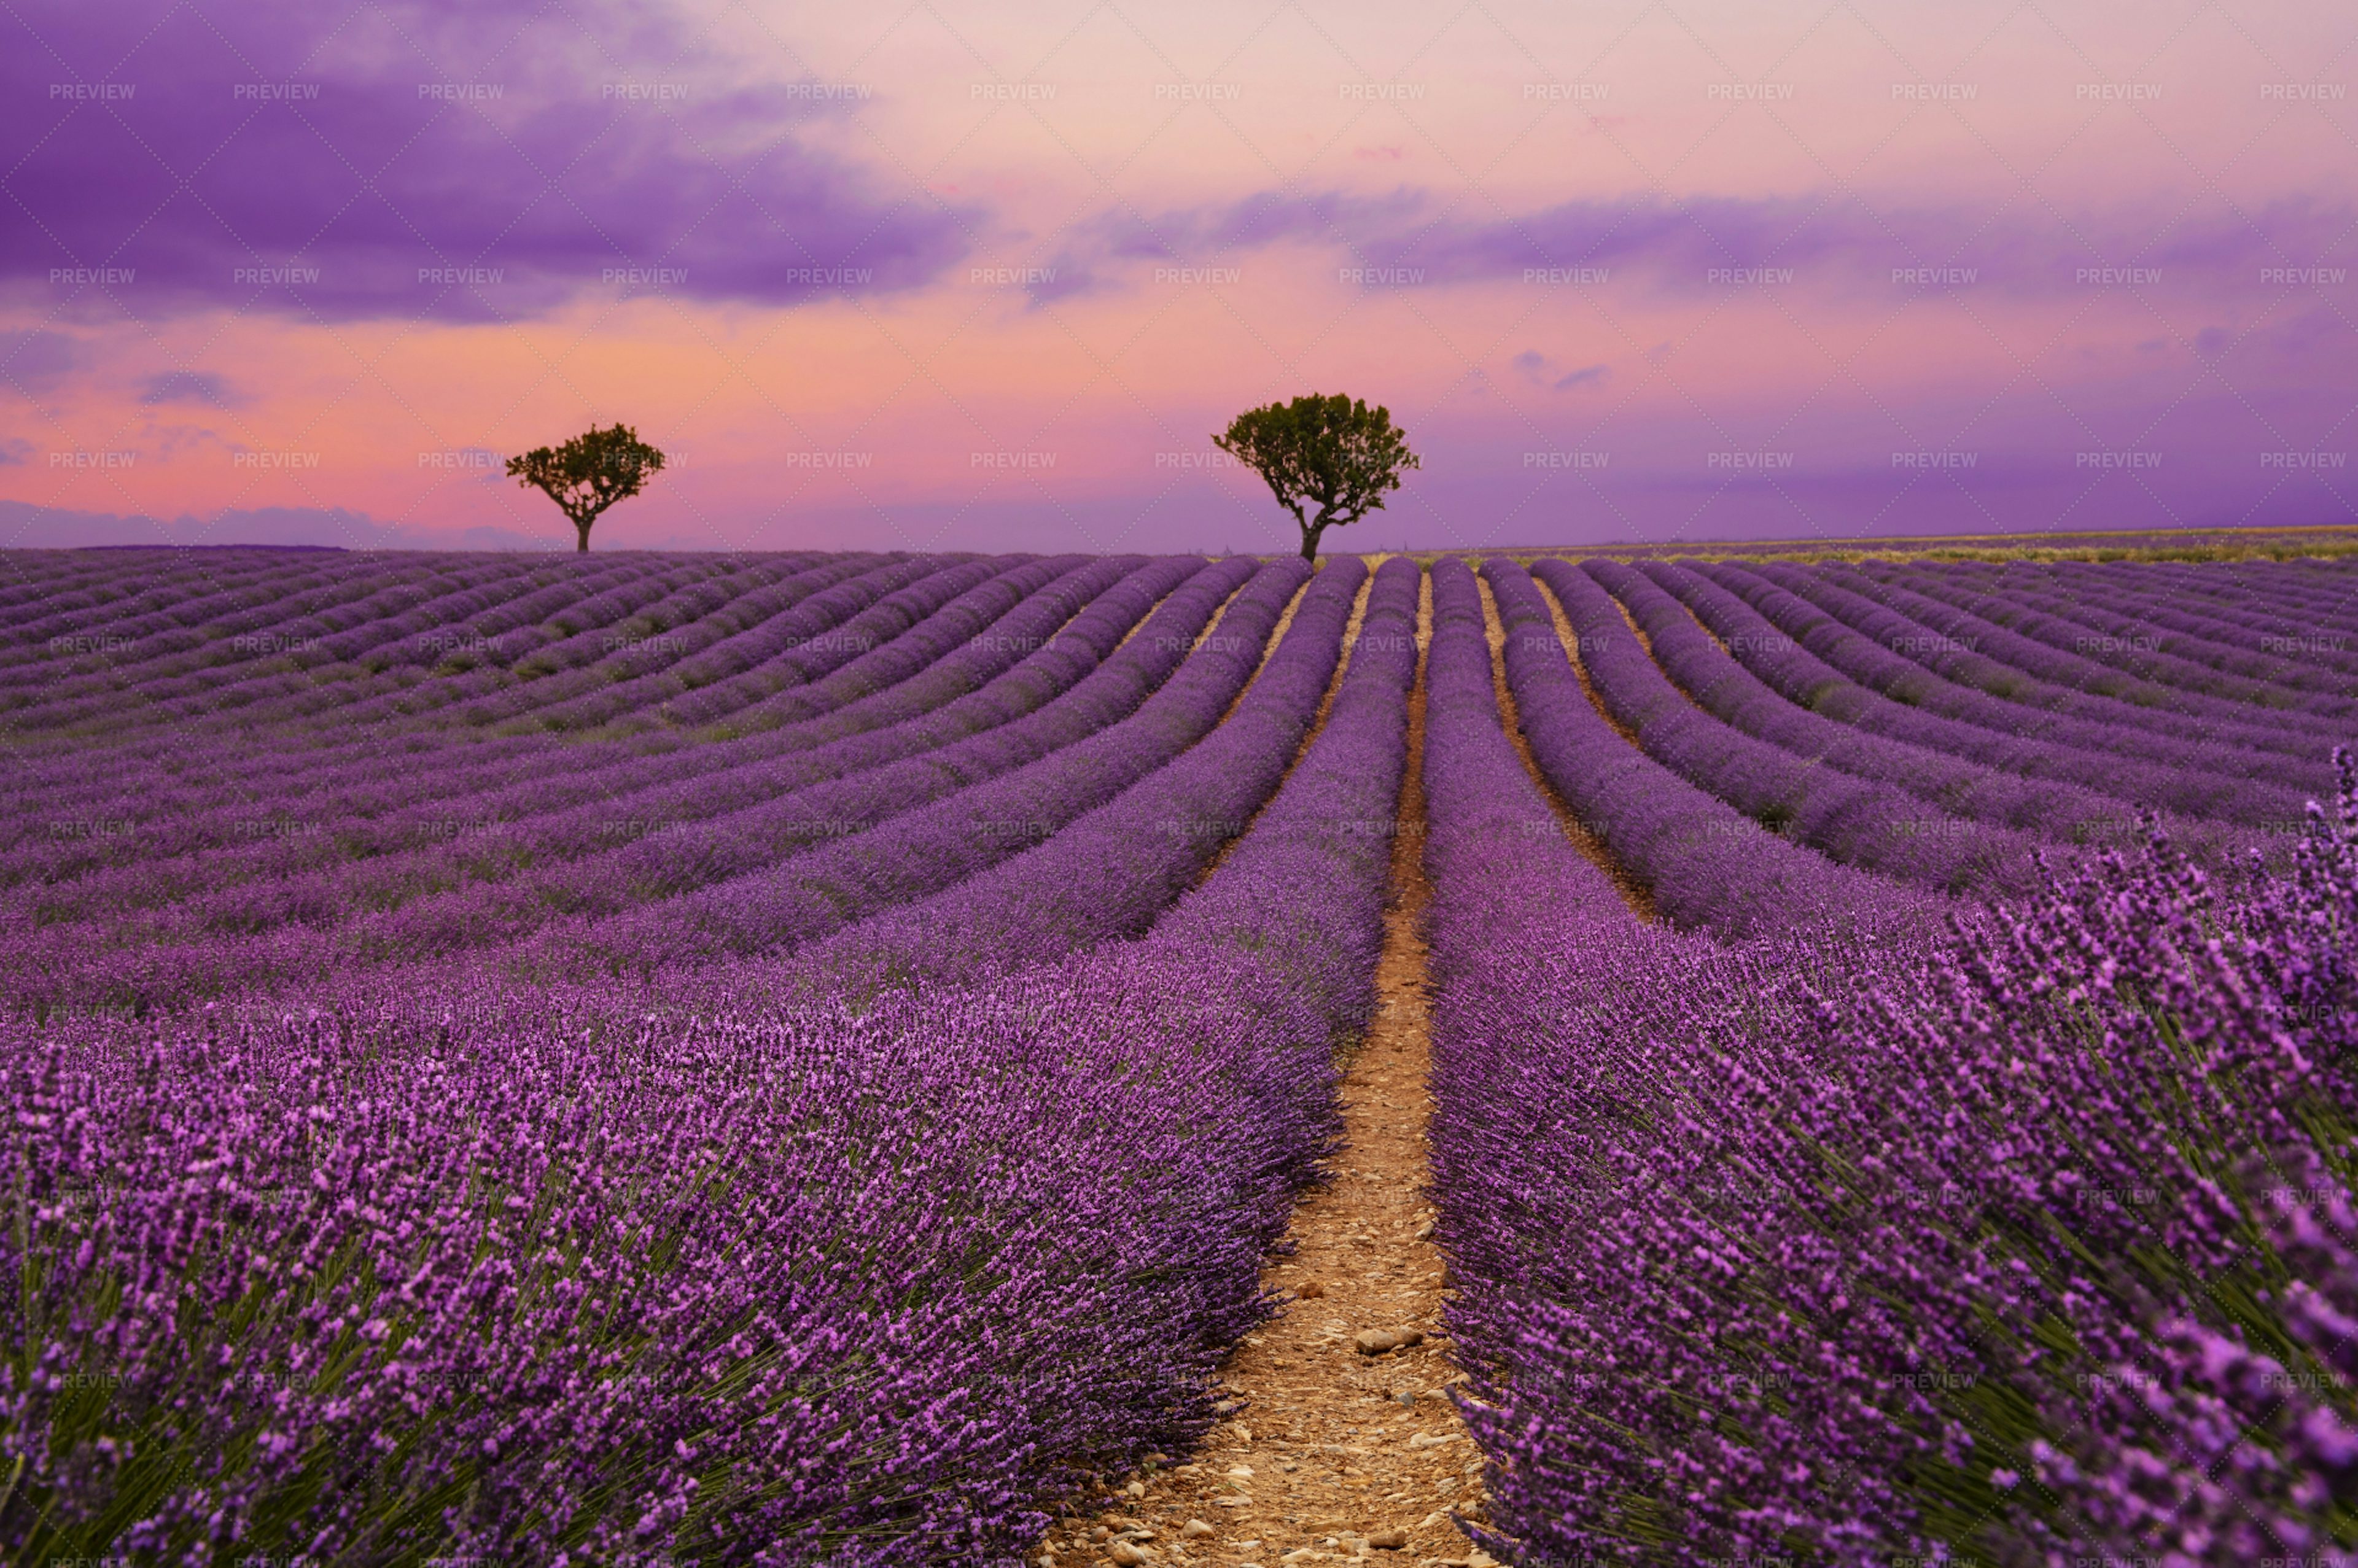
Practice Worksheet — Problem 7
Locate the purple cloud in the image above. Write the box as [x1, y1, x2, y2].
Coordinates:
[1022, 188, 1425, 308]
[0, 330, 85, 397]
[1411, 190, 2354, 297]
[0, 0, 972, 322]
[1078, 187, 1425, 261]
[138, 369, 238, 406]
[1037, 184, 2352, 303]
[1514, 350, 1608, 392]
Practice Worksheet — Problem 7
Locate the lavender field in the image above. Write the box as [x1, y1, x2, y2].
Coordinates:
[5, 543, 2357, 1566]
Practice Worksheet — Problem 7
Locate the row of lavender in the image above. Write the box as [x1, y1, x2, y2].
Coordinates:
[2, 560, 1424, 1561]
[0, 554, 2169, 905]
[9, 537, 2358, 1564]
[1429, 556, 2358, 1564]
[2, 549, 1141, 883]
[5, 552, 1047, 854]
[2, 551, 1285, 1011]
[7, 547, 2354, 1019]
[1514, 554, 2349, 907]
[12, 545, 2348, 839]
[1, 548, 1415, 1553]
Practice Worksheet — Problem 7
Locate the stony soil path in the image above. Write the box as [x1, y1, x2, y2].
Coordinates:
[1033, 572, 1493, 1568]
[1476, 569, 1656, 918]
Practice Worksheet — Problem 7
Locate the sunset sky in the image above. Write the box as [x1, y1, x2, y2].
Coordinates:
[2, 0, 2352, 555]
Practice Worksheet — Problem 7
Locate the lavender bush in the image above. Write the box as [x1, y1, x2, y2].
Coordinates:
[791, 556, 1378, 992]
[1770, 560, 2351, 750]
[1918, 559, 2358, 686]
[1475, 557, 1929, 936]
[524, 557, 1305, 975]
[0, 551, 1428, 1564]
[1709, 560, 2343, 786]
[2, 952, 1338, 1562]
[1645, 558, 2317, 826]
[10, 541, 2358, 1567]
[1869, 558, 2358, 710]
[9, 557, 1118, 931]
[7, 557, 1228, 1012]
[1581, 557, 2260, 867]
[1428, 733, 2358, 1564]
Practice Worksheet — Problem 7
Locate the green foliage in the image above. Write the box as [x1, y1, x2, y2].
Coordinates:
[1214, 394, 1420, 561]
[505, 424, 666, 552]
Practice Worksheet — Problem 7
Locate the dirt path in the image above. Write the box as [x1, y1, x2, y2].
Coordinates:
[1526, 569, 1646, 753]
[1474, 572, 1656, 920]
[1194, 568, 1376, 889]
[1035, 570, 1493, 1568]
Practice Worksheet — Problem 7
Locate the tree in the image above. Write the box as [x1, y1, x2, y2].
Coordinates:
[506, 424, 666, 553]
[1213, 394, 1420, 562]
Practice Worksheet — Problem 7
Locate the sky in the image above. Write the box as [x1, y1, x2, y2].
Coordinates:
[1, 0, 2352, 556]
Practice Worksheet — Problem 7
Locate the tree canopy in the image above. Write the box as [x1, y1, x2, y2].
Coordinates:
[1213, 394, 1420, 561]
[506, 424, 666, 552]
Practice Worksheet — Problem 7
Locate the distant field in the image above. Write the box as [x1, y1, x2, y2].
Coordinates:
[1484, 521, 2358, 564]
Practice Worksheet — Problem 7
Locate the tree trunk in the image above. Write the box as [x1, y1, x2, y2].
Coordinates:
[1298, 519, 1325, 562]
[575, 519, 593, 553]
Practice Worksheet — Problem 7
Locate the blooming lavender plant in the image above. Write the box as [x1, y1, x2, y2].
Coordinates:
[1920, 559, 2358, 686]
[12, 541, 2358, 1568]
[1583, 557, 2260, 867]
[525, 557, 1305, 975]
[1712, 559, 2341, 783]
[1427, 734, 2358, 1565]
[1476, 557, 1932, 935]
[790, 556, 1374, 992]
[1869, 558, 2358, 710]
[1788, 560, 2353, 746]
[4, 559, 1216, 1012]
[0, 556, 1422, 1566]
[11, 557, 1107, 932]
[1644, 558, 2317, 826]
